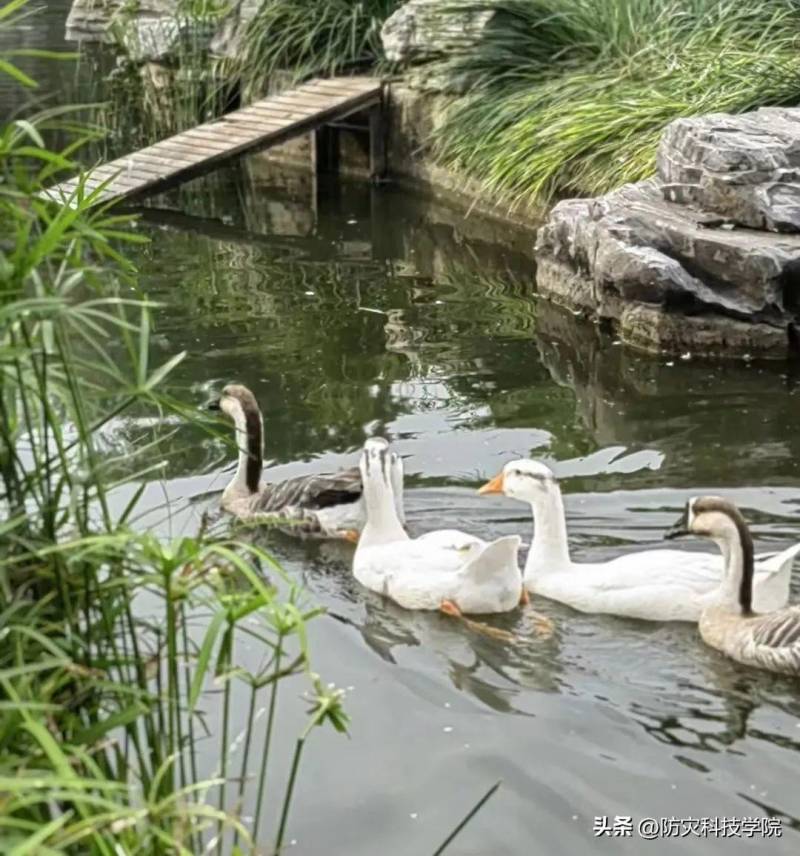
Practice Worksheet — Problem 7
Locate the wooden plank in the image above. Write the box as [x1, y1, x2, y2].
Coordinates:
[41, 75, 385, 205]
[302, 80, 380, 97]
[221, 110, 288, 126]
[269, 94, 347, 110]
[166, 129, 242, 151]
[301, 83, 373, 99]
[244, 106, 307, 123]
[180, 128, 266, 150]
[314, 77, 379, 91]
[146, 139, 210, 158]
[216, 116, 286, 133]
[125, 151, 198, 170]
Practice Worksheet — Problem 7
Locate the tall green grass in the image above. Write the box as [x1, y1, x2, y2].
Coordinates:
[227, 0, 400, 93]
[0, 3, 347, 852]
[430, 0, 800, 207]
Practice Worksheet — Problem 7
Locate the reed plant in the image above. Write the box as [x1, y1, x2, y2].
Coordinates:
[430, 0, 800, 207]
[0, 3, 347, 851]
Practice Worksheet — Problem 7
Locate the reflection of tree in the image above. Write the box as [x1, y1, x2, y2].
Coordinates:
[118, 164, 595, 476]
[536, 301, 800, 487]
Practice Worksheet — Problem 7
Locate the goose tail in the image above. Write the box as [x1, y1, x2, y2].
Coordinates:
[465, 535, 522, 584]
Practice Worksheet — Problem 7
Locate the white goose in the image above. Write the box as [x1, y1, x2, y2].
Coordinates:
[209, 384, 404, 539]
[479, 459, 799, 622]
[353, 438, 524, 615]
[667, 496, 800, 675]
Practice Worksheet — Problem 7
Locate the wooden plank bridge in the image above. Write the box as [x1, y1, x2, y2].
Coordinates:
[42, 76, 384, 206]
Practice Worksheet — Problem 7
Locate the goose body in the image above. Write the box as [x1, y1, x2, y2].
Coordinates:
[479, 460, 798, 622]
[209, 384, 403, 539]
[668, 497, 800, 675]
[353, 439, 524, 614]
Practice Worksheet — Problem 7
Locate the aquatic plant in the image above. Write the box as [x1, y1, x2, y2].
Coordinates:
[227, 0, 401, 93]
[430, 0, 800, 207]
[0, 4, 347, 852]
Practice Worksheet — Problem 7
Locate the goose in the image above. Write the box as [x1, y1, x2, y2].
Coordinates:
[666, 496, 800, 675]
[208, 384, 404, 539]
[478, 459, 798, 622]
[353, 437, 526, 616]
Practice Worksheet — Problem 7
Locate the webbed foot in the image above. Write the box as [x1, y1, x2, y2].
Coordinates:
[440, 599, 462, 617]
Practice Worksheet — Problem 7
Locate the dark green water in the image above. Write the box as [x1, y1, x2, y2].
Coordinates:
[6, 4, 800, 854]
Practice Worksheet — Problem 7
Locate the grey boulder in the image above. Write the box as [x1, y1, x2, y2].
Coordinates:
[658, 107, 800, 232]
[381, 0, 495, 64]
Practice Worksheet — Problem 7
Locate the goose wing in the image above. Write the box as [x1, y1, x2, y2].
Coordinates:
[254, 466, 361, 512]
[750, 606, 800, 650]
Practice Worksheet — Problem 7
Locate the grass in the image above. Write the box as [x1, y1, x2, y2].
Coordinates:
[226, 0, 401, 94]
[0, 3, 348, 852]
[99, 0, 401, 145]
[429, 0, 800, 207]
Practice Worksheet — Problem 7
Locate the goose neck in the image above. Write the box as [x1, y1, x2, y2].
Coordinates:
[227, 404, 263, 497]
[359, 465, 406, 548]
[524, 486, 571, 579]
[713, 524, 754, 615]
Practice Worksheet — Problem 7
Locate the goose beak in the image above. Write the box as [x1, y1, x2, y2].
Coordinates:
[665, 510, 690, 540]
[478, 472, 505, 495]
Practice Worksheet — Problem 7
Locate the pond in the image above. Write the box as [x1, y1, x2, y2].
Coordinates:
[6, 3, 800, 854]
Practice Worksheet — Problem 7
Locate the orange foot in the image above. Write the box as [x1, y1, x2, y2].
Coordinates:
[440, 599, 462, 617]
[340, 529, 360, 544]
[519, 588, 530, 607]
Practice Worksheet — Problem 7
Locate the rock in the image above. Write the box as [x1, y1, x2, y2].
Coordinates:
[381, 0, 495, 64]
[122, 16, 215, 63]
[209, 0, 262, 60]
[658, 107, 800, 232]
[535, 179, 800, 358]
[66, 0, 181, 42]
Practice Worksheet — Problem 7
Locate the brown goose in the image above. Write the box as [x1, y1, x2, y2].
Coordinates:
[666, 496, 800, 676]
[208, 384, 404, 540]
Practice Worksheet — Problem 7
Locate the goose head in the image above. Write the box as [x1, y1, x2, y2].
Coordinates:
[358, 437, 406, 542]
[478, 459, 558, 504]
[359, 436, 394, 486]
[665, 496, 748, 543]
[665, 496, 755, 614]
[208, 384, 263, 495]
[209, 384, 260, 423]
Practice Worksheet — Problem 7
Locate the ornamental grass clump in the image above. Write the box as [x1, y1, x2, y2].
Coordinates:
[430, 0, 800, 207]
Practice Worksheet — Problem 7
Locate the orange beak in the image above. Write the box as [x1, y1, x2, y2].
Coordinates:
[478, 472, 505, 495]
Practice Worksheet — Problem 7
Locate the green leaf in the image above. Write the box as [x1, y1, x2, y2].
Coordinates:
[0, 58, 36, 88]
[0, 0, 33, 22]
[189, 609, 226, 711]
[142, 351, 186, 392]
[12, 119, 44, 148]
[72, 702, 149, 747]
[8, 813, 70, 856]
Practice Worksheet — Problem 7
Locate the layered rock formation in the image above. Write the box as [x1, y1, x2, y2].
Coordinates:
[380, 0, 495, 64]
[536, 109, 800, 358]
